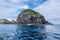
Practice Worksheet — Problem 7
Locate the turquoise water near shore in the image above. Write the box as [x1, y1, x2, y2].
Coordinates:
[0, 24, 60, 40]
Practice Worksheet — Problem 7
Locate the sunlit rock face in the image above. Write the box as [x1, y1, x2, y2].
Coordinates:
[17, 9, 49, 24]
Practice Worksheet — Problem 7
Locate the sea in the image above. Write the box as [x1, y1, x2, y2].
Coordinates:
[0, 19, 60, 40]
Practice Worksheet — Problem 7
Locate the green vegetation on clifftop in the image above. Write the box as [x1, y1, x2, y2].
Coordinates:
[20, 9, 43, 17]
[17, 9, 50, 24]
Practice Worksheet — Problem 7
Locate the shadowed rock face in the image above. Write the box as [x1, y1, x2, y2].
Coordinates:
[17, 9, 49, 24]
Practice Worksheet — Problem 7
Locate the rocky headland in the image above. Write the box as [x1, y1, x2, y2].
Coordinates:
[0, 9, 51, 24]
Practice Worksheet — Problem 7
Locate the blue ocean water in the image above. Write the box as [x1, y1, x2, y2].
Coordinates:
[0, 24, 60, 40]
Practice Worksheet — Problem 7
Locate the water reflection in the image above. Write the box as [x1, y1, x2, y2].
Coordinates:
[15, 24, 47, 40]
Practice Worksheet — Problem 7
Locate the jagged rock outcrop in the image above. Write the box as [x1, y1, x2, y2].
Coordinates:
[0, 19, 17, 24]
[17, 9, 50, 24]
[0, 19, 11, 24]
[10, 20, 18, 24]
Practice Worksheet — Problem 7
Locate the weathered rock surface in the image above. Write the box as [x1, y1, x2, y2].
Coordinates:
[17, 9, 50, 24]
[0, 19, 17, 24]
[0, 19, 11, 24]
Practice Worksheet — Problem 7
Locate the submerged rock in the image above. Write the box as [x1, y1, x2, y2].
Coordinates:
[17, 9, 50, 24]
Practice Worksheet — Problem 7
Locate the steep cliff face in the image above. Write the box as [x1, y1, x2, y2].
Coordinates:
[17, 9, 49, 24]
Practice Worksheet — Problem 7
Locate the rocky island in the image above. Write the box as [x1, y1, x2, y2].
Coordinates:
[0, 9, 51, 24]
[17, 9, 50, 24]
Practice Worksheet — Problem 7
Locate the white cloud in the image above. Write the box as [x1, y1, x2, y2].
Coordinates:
[8, 0, 42, 7]
[0, 0, 29, 19]
[0, 0, 48, 20]
[8, 0, 30, 3]
[34, 0, 60, 19]
[8, 0, 40, 3]
[34, 0, 60, 24]
[21, 5, 29, 9]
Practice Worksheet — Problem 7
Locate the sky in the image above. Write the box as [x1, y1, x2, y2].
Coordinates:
[0, 0, 46, 19]
[0, 0, 60, 24]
